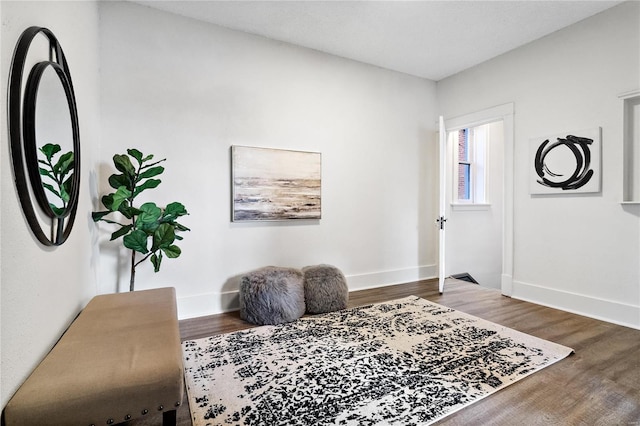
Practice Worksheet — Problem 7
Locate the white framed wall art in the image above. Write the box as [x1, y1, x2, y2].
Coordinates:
[231, 146, 322, 221]
[529, 127, 601, 194]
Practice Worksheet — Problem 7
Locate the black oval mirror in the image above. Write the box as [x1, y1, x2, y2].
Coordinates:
[8, 27, 81, 246]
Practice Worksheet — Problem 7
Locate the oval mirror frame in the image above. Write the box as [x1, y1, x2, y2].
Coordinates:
[8, 26, 81, 246]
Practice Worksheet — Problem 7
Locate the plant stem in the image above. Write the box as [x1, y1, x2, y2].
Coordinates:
[130, 249, 136, 292]
[129, 181, 138, 291]
[134, 252, 153, 267]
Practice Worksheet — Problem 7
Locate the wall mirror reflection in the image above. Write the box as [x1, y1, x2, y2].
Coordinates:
[8, 26, 81, 246]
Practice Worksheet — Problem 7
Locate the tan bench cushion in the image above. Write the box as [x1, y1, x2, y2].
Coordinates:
[3, 287, 184, 426]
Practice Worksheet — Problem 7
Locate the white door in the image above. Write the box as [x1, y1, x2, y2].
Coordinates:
[437, 116, 447, 293]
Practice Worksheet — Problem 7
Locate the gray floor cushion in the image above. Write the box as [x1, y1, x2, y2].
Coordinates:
[239, 266, 306, 325]
[303, 264, 348, 314]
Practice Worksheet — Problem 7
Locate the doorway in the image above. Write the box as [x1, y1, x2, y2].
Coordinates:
[438, 103, 514, 296]
[445, 121, 504, 289]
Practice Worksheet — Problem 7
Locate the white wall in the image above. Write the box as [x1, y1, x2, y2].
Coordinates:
[97, 2, 438, 318]
[0, 1, 101, 408]
[438, 1, 640, 328]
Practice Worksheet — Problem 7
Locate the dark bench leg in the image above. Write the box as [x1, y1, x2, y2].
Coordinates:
[162, 409, 177, 426]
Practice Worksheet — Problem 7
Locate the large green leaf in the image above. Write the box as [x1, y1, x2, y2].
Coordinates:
[123, 230, 149, 254]
[150, 252, 162, 272]
[54, 151, 74, 176]
[138, 220, 159, 233]
[39, 167, 54, 180]
[113, 154, 135, 177]
[101, 194, 115, 210]
[174, 223, 191, 232]
[141, 154, 155, 163]
[162, 245, 181, 258]
[110, 224, 133, 240]
[111, 186, 132, 211]
[138, 202, 162, 223]
[133, 179, 161, 197]
[152, 223, 175, 251]
[164, 202, 188, 220]
[92, 211, 110, 221]
[39, 143, 61, 161]
[138, 166, 164, 180]
[59, 183, 70, 204]
[108, 174, 130, 191]
[42, 182, 60, 198]
[62, 176, 73, 203]
[127, 148, 143, 164]
[119, 205, 140, 220]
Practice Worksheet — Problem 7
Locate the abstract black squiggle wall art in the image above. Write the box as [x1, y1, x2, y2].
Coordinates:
[535, 135, 593, 190]
[529, 127, 601, 194]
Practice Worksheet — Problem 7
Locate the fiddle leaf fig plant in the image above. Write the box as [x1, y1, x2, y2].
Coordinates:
[38, 143, 74, 216]
[92, 149, 189, 291]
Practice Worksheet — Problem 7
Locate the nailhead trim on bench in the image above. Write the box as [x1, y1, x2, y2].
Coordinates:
[89, 401, 176, 426]
[87, 402, 179, 426]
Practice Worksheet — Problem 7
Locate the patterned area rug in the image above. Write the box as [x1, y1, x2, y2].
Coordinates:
[182, 296, 573, 425]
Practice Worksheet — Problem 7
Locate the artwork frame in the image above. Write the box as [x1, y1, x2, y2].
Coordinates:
[231, 146, 322, 221]
[529, 127, 601, 194]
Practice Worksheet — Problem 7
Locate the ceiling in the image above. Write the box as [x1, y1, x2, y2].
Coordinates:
[133, 1, 624, 81]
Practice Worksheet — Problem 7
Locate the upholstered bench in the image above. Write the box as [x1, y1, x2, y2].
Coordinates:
[2, 287, 184, 426]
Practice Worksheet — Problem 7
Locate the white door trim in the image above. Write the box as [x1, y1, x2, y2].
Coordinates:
[444, 103, 515, 296]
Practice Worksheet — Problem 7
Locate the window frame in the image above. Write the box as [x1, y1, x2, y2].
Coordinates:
[452, 125, 489, 206]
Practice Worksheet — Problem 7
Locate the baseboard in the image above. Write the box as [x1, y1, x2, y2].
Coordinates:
[345, 265, 438, 291]
[178, 290, 240, 319]
[177, 264, 438, 319]
[512, 280, 640, 330]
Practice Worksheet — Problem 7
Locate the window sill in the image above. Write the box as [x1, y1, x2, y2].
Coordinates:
[451, 203, 491, 211]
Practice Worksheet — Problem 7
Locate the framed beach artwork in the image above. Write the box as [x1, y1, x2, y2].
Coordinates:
[231, 146, 322, 221]
[529, 127, 601, 194]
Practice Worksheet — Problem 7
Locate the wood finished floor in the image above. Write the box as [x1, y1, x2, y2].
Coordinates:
[130, 278, 640, 425]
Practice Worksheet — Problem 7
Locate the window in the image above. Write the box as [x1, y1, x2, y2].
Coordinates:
[457, 129, 471, 201]
[454, 124, 488, 204]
